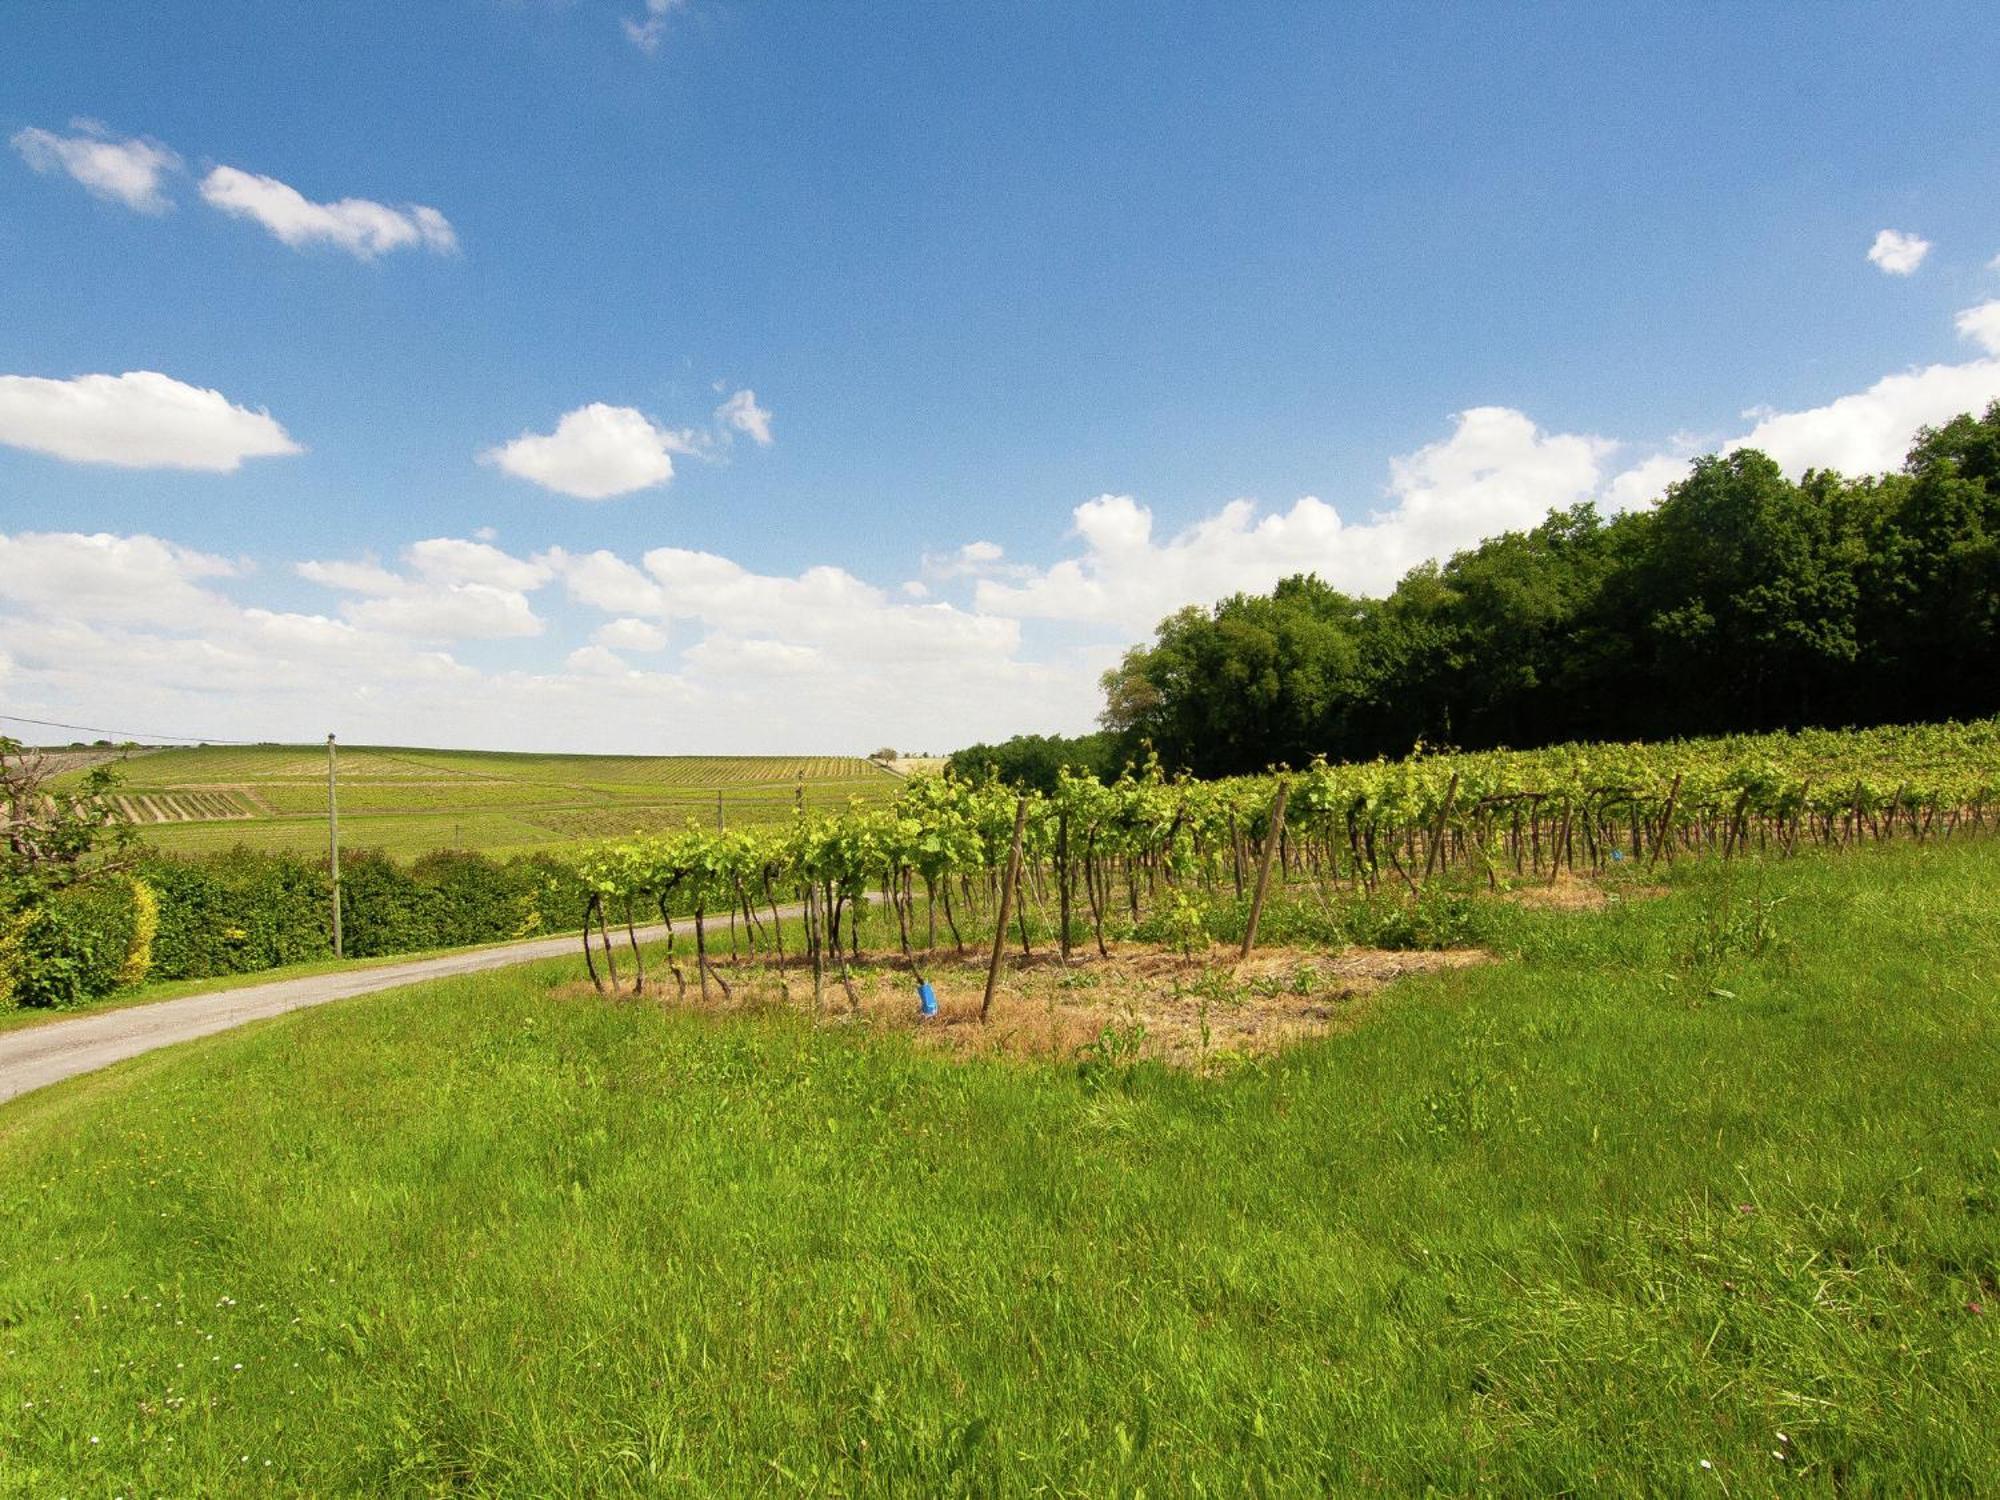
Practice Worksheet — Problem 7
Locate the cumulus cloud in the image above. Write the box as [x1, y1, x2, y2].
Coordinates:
[15, 306, 2000, 753]
[298, 537, 547, 641]
[715, 387, 774, 446]
[975, 408, 1610, 633]
[1727, 358, 2000, 475]
[11, 119, 181, 213]
[481, 403, 698, 499]
[343, 587, 543, 641]
[920, 539, 1033, 584]
[199, 165, 457, 259]
[1955, 300, 2000, 357]
[2, 526, 1090, 753]
[594, 617, 670, 652]
[404, 537, 553, 592]
[0, 532, 238, 628]
[0, 370, 301, 471]
[1867, 228, 1931, 276]
[1600, 453, 1693, 512]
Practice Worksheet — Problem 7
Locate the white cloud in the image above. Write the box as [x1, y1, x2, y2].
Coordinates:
[199, 165, 457, 259]
[975, 407, 1610, 633]
[1867, 229, 1931, 276]
[0, 532, 238, 628]
[0, 525, 1088, 753]
[922, 539, 1034, 584]
[1727, 358, 2000, 475]
[715, 388, 774, 446]
[482, 403, 696, 499]
[1955, 300, 2000, 357]
[299, 538, 547, 641]
[1601, 453, 1692, 512]
[11, 120, 181, 213]
[343, 586, 544, 641]
[594, 617, 670, 652]
[295, 558, 403, 596]
[0, 371, 301, 471]
[404, 537, 553, 592]
[535, 548, 667, 615]
[564, 644, 633, 676]
[624, 0, 687, 53]
[12, 306, 2000, 754]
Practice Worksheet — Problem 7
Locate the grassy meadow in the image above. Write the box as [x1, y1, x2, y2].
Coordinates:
[53, 744, 897, 858]
[2, 836, 1998, 1492]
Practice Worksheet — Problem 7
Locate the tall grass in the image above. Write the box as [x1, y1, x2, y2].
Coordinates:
[1, 839, 1997, 1493]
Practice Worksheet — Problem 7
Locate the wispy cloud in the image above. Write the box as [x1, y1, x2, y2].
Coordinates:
[624, 0, 688, 54]
[714, 387, 774, 446]
[200, 165, 458, 259]
[10, 119, 181, 214]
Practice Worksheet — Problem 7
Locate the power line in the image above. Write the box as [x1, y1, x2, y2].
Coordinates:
[0, 712, 263, 746]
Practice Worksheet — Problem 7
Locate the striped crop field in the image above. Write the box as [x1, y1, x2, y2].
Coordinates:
[50, 744, 897, 859]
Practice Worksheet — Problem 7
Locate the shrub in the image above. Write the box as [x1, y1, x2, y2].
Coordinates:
[118, 878, 159, 988]
[1, 879, 141, 1009]
[141, 850, 333, 980]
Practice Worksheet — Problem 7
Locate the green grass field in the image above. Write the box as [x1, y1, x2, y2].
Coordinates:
[56, 744, 898, 858]
[2, 839, 1997, 1492]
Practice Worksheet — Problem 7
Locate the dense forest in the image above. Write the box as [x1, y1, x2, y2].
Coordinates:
[954, 402, 2000, 784]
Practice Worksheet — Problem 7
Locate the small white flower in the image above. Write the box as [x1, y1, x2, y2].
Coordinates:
[1699, 1459, 1712, 1470]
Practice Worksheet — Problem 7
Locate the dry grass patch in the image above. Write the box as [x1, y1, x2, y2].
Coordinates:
[1502, 873, 1668, 911]
[568, 941, 1491, 1069]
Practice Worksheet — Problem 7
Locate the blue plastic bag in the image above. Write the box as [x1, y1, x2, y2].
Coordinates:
[917, 979, 938, 1017]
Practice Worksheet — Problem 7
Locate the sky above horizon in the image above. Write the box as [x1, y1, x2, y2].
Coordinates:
[3, 1, 1999, 754]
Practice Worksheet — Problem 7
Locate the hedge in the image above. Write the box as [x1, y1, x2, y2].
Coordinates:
[4, 846, 593, 1007]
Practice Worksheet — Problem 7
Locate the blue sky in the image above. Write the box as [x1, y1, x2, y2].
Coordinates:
[3, 1, 1998, 752]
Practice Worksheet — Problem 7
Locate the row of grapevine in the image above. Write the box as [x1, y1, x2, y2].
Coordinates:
[574, 719, 2000, 1002]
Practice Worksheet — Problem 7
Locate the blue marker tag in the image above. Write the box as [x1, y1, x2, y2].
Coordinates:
[917, 979, 938, 1017]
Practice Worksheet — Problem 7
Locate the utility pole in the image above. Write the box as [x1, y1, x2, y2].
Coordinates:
[715, 788, 724, 833]
[327, 733, 343, 959]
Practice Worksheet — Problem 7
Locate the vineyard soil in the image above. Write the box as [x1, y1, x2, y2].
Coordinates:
[561, 942, 1492, 1067]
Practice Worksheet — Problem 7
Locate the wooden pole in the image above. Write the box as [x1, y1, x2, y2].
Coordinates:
[326, 733, 342, 959]
[1421, 771, 1460, 883]
[1056, 808, 1072, 964]
[1238, 780, 1288, 961]
[1648, 773, 1683, 869]
[981, 796, 1029, 1021]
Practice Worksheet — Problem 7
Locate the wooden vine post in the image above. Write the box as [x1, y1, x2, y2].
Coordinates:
[1238, 779, 1289, 961]
[1648, 772, 1683, 869]
[981, 796, 1029, 1021]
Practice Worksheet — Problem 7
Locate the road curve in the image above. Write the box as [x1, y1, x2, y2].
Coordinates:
[0, 924, 669, 1107]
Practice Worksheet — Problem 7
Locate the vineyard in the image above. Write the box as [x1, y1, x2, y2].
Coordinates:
[573, 718, 2000, 1002]
[50, 745, 898, 858]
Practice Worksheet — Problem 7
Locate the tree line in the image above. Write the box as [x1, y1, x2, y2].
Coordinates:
[954, 402, 2000, 783]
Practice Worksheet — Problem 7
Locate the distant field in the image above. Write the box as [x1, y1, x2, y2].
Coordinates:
[50, 744, 897, 858]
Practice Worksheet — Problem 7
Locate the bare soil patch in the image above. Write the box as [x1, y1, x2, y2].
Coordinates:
[567, 941, 1492, 1069]
[1502, 874, 1667, 911]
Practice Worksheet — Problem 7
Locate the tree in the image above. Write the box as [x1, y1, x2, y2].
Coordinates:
[1086, 407, 2000, 769]
[1, 738, 134, 911]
